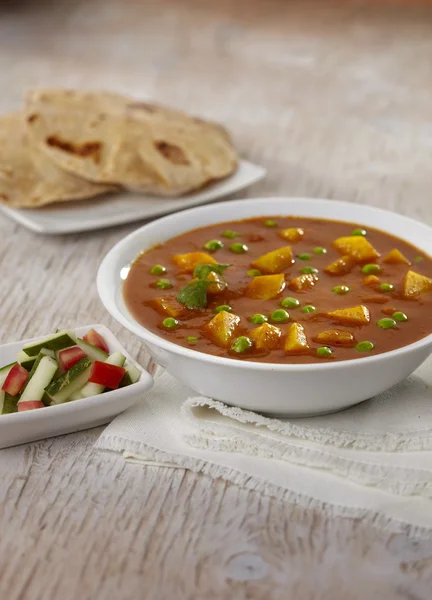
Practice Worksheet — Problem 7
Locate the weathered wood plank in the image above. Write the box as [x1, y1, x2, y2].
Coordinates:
[1, 0, 432, 597]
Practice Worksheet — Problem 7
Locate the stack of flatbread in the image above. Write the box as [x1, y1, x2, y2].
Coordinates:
[0, 90, 238, 208]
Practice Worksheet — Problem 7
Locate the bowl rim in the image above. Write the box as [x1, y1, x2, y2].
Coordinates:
[97, 196, 432, 372]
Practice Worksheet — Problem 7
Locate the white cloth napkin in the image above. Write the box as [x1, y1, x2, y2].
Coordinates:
[96, 355, 432, 537]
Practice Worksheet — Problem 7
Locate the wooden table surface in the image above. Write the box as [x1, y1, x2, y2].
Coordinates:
[1, 1, 432, 598]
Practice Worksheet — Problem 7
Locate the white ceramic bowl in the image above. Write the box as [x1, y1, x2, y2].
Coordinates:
[0, 324, 153, 449]
[97, 198, 432, 416]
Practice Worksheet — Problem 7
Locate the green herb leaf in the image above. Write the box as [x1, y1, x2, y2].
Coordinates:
[176, 280, 214, 309]
[193, 263, 231, 279]
[177, 263, 231, 309]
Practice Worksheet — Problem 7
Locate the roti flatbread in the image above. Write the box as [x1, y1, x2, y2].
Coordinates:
[25, 89, 238, 196]
[0, 113, 115, 208]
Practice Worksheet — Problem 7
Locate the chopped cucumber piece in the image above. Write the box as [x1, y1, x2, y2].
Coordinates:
[76, 338, 109, 362]
[21, 352, 50, 394]
[80, 352, 126, 399]
[22, 332, 76, 357]
[67, 390, 84, 401]
[19, 356, 58, 403]
[18, 351, 37, 371]
[19, 347, 54, 372]
[0, 392, 18, 415]
[45, 357, 92, 404]
[119, 363, 141, 387]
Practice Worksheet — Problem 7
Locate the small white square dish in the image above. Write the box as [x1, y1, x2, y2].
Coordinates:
[0, 160, 266, 235]
[0, 324, 153, 449]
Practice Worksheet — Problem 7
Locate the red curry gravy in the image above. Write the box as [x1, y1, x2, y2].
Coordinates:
[123, 217, 432, 363]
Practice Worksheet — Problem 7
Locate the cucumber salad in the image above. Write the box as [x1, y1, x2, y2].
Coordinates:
[0, 328, 141, 415]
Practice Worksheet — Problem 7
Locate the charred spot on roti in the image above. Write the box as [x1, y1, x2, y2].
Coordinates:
[127, 102, 158, 113]
[46, 136, 102, 164]
[0, 192, 9, 200]
[27, 113, 39, 123]
[155, 141, 189, 166]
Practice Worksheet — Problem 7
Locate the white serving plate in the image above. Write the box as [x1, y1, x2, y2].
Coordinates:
[0, 160, 265, 234]
[97, 197, 432, 417]
[0, 324, 153, 449]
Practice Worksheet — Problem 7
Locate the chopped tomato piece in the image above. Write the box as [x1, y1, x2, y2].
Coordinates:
[88, 361, 126, 389]
[2, 364, 28, 396]
[83, 329, 109, 353]
[18, 401, 45, 412]
[59, 346, 87, 371]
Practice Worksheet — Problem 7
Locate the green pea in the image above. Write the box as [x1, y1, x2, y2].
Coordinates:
[313, 247, 327, 255]
[162, 317, 178, 329]
[263, 219, 278, 228]
[215, 304, 232, 313]
[270, 309, 290, 323]
[150, 264, 166, 275]
[300, 266, 319, 275]
[186, 336, 199, 342]
[356, 341, 374, 352]
[222, 230, 238, 238]
[361, 264, 380, 275]
[297, 253, 311, 261]
[377, 318, 397, 329]
[230, 243, 248, 254]
[301, 305, 316, 313]
[204, 239, 224, 252]
[351, 228, 367, 236]
[281, 296, 300, 309]
[231, 336, 253, 353]
[415, 256, 424, 262]
[155, 278, 173, 289]
[250, 313, 268, 325]
[247, 269, 262, 277]
[379, 283, 394, 292]
[332, 285, 350, 295]
[393, 311, 408, 322]
[317, 346, 332, 358]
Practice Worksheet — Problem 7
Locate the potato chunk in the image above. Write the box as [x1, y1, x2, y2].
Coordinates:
[324, 255, 355, 276]
[288, 273, 318, 292]
[326, 305, 370, 325]
[151, 296, 185, 318]
[315, 329, 355, 347]
[284, 323, 309, 353]
[382, 249, 410, 265]
[251, 246, 294, 274]
[363, 275, 380, 287]
[402, 270, 432, 298]
[250, 323, 282, 351]
[205, 271, 226, 295]
[205, 311, 241, 347]
[172, 252, 217, 272]
[279, 227, 304, 243]
[246, 274, 286, 300]
[333, 237, 379, 263]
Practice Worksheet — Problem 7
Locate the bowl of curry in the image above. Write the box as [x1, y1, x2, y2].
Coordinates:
[97, 198, 432, 416]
